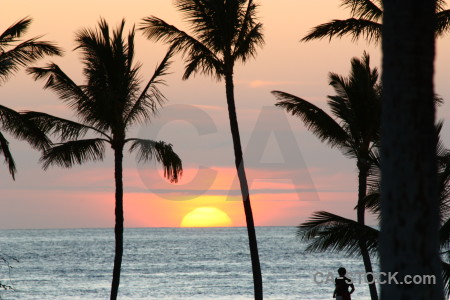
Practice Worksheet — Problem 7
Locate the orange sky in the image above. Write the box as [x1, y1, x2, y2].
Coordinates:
[1, 1, 449, 229]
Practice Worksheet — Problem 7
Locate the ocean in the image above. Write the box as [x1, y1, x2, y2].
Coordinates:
[0, 227, 373, 300]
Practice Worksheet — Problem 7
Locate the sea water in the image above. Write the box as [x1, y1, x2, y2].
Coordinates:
[0, 227, 373, 299]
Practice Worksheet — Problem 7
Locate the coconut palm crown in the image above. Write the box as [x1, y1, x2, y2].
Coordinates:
[25, 19, 182, 300]
[140, 0, 264, 80]
[140, 1, 264, 299]
[273, 52, 381, 300]
[0, 17, 61, 179]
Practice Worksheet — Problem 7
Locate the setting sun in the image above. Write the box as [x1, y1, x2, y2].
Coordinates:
[180, 207, 233, 228]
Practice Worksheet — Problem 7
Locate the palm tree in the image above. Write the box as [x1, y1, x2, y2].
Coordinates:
[381, 0, 444, 297]
[0, 17, 61, 179]
[25, 20, 182, 300]
[297, 138, 450, 296]
[301, 0, 450, 43]
[272, 53, 380, 300]
[140, 1, 264, 298]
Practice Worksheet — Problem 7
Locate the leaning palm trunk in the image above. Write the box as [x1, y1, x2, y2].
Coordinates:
[225, 71, 263, 299]
[357, 162, 378, 300]
[140, 2, 265, 297]
[111, 144, 124, 300]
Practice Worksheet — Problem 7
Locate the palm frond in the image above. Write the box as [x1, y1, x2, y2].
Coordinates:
[328, 72, 351, 100]
[367, 147, 381, 182]
[0, 38, 61, 83]
[27, 64, 93, 120]
[232, 22, 264, 63]
[22, 111, 109, 141]
[441, 217, 450, 249]
[341, 0, 383, 21]
[175, 0, 218, 40]
[140, 16, 223, 79]
[140, 16, 207, 57]
[326, 95, 355, 148]
[301, 18, 382, 43]
[436, 0, 447, 12]
[0, 105, 51, 150]
[361, 151, 382, 217]
[439, 174, 450, 221]
[0, 17, 61, 82]
[297, 211, 379, 256]
[182, 50, 224, 80]
[349, 51, 379, 85]
[434, 94, 444, 106]
[327, 53, 381, 159]
[128, 138, 182, 183]
[124, 46, 174, 127]
[233, 0, 259, 52]
[140, 17, 181, 45]
[302, 0, 449, 44]
[40, 139, 106, 170]
[272, 91, 348, 148]
[435, 9, 450, 36]
[175, 0, 236, 53]
[329, 52, 379, 103]
[0, 131, 16, 179]
[437, 144, 450, 220]
[141, 0, 263, 80]
[231, 0, 264, 63]
[443, 261, 450, 297]
[0, 17, 31, 46]
[71, 19, 146, 133]
[359, 191, 380, 215]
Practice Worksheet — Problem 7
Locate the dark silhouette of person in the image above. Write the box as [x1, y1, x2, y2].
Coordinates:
[333, 267, 355, 300]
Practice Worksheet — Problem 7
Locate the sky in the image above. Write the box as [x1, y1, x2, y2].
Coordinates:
[1, 0, 449, 229]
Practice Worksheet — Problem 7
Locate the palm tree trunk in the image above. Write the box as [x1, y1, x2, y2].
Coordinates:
[357, 162, 378, 300]
[111, 145, 124, 300]
[225, 71, 263, 300]
[381, 0, 444, 299]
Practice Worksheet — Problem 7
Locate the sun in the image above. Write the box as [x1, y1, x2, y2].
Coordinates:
[180, 207, 233, 228]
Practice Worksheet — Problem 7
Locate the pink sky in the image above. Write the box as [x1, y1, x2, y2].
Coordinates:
[1, 0, 449, 229]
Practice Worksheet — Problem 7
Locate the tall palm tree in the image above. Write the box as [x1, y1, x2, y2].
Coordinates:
[272, 53, 380, 300]
[0, 17, 61, 179]
[301, 0, 450, 43]
[140, 1, 264, 298]
[381, 0, 444, 297]
[297, 138, 450, 296]
[25, 20, 182, 300]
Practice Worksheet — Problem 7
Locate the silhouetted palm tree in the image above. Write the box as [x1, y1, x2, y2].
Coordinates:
[26, 20, 182, 300]
[140, 1, 264, 298]
[381, 0, 444, 298]
[0, 17, 61, 179]
[301, 0, 450, 43]
[297, 138, 450, 296]
[273, 53, 380, 300]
